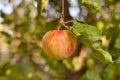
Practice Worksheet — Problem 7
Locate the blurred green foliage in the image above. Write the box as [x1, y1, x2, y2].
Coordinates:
[0, 0, 120, 80]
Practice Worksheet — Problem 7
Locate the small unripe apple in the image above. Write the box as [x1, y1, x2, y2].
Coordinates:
[42, 30, 77, 60]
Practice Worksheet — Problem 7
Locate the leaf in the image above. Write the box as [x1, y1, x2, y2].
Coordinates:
[63, 59, 73, 71]
[37, 0, 49, 14]
[79, 0, 102, 12]
[72, 56, 84, 71]
[78, 35, 102, 49]
[41, 0, 49, 11]
[70, 22, 101, 49]
[93, 49, 113, 63]
[70, 22, 101, 37]
[116, 57, 120, 64]
[70, 22, 113, 63]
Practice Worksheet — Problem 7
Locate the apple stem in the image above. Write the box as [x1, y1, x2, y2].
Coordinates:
[57, 0, 65, 30]
[57, 24, 61, 30]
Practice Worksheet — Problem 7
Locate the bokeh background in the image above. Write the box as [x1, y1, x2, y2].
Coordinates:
[0, 0, 120, 80]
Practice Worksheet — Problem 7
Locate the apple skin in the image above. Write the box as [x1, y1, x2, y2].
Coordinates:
[42, 30, 77, 60]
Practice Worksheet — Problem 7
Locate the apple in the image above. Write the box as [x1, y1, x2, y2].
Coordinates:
[42, 30, 77, 60]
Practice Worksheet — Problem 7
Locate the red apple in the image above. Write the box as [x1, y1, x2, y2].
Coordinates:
[42, 30, 77, 60]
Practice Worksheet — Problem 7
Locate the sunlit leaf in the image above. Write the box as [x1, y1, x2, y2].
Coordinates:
[116, 57, 120, 64]
[72, 56, 84, 71]
[79, 0, 102, 12]
[37, 0, 49, 14]
[93, 49, 113, 63]
[70, 22, 101, 48]
[41, 0, 49, 11]
[70, 22, 113, 63]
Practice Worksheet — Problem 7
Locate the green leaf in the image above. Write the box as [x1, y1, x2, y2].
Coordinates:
[80, 0, 102, 12]
[70, 22, 113, 63]
[41, 0, 49, 11]
[93, 49, 113, 63]
[70, 22, 101, 49]
[78, 35, 102, 49]
[115, 56, 120, 64]
[70, 22, 101, 37]
[37, 0, 49, 14]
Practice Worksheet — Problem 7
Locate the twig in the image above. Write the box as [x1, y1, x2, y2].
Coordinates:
[57, 0, 65, 30]
[63, 20, 75, 24]
[62, 0, 65, 22]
